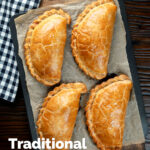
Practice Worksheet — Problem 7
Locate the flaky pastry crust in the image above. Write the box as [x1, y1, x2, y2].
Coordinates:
[71, 0, 117, 79]
[24, 9, 71, 86]
[85, 75, 133, 150]
[36, 83, 87, 149]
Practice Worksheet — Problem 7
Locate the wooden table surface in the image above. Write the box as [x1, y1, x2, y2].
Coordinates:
[0, 0, 150, 149]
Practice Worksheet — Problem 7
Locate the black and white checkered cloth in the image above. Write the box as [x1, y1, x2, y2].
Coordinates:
[0, 0, 41, 102]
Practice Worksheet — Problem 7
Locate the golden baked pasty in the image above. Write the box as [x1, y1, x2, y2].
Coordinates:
[36, 83, 87, 149]
[24, 9, 71, 86]
[71, 0, 117, 79]
[85, 75, 133, 150]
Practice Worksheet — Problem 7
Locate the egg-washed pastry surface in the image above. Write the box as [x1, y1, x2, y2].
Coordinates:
[71, 0, 117, 79]
[24, 9, 71, 86]
[36, 83, 87, 149]
[85, 75, 133, 150]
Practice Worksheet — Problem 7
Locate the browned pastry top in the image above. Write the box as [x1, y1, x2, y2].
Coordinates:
[85, 75, 133, 150]
[71, 0, 117, 79]
[36, 83, 87, 150]
[24, 9, 71, 86]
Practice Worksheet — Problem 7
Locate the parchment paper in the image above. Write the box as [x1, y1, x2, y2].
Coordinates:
[15, 0, 145, 148]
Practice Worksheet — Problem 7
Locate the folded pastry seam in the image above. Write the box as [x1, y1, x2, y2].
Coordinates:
[36, 82, 87, 146]
[71, 0, 117, 80]
[24, 9, 71, 86]
[85, 74, 133, 150]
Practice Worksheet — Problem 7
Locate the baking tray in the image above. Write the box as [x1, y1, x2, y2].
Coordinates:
[9, 0, 148, 148]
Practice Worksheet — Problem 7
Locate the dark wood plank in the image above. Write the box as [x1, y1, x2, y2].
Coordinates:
[0, 0, 150, 150]
[0, 83, 32, 150]
[124, 0, 150, 149]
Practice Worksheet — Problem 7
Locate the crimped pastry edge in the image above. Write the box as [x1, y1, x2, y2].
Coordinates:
[36, 82, 87, 139]
[24, 9, 71, 86]
[71, 0, 115, 80]
[85, 74, 132, 150]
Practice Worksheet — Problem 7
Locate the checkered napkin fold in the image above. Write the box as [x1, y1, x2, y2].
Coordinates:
[0, 0, 41, 102]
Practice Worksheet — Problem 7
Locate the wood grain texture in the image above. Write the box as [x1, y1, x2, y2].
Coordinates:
[124, 0, 150, 149]
[0, 0, 149, 150]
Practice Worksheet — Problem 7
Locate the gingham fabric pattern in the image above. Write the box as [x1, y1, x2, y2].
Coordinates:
[0, 0, 41, 102]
